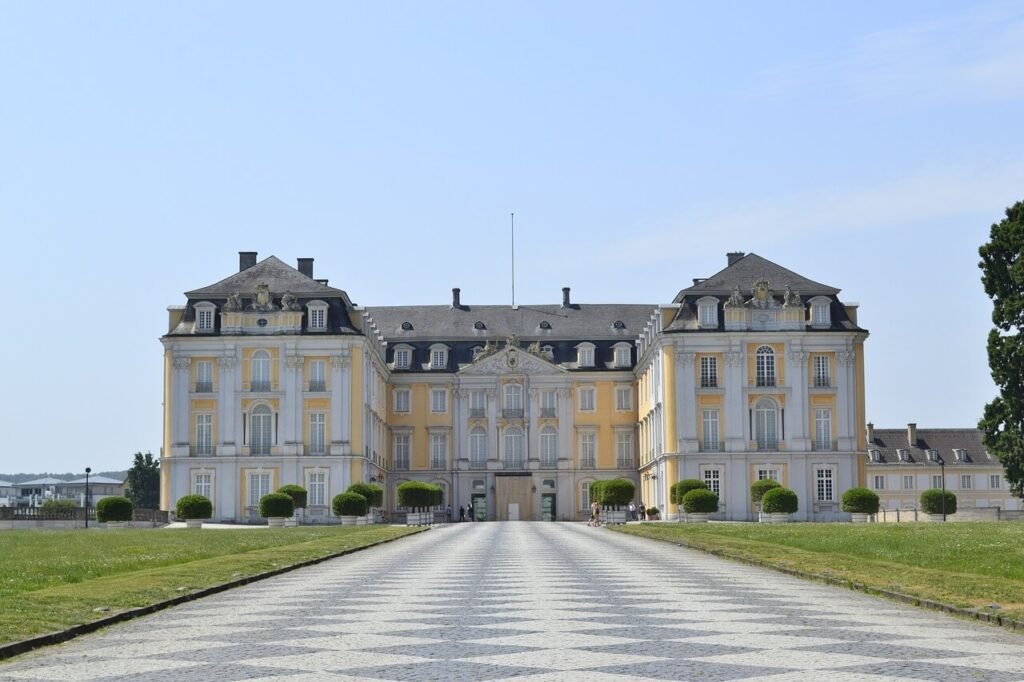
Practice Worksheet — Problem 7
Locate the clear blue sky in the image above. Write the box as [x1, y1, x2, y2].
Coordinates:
[2, 1, 1021, 473]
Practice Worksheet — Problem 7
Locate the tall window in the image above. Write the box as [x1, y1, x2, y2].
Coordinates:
[248, 472, 270, 507]
[193, 472, 211, 498]
[616, 432, 634, 469]
[701, 409, 720, 452]
[960, 474, 972, 489]
[578, 387, 596, 411]
[614, 346, 631, 367]
[504, 383, 523, 417]
[873, 475, 885, 490]
[816, 468, 835, 501]
[430, 433, 447, 469]
[615, 386, 632, 410]
[698, 301, 718, 327]
[755, 346, 776, 387]
[700, 356, 718, 388]
[430, 389, 447, 413]
[309, 307, 326, 330]
[931, 474, 943, 489]
[703, 469, 721, 496]
[754, 398, 778, 450]
[195, 414, 213, 455]
[251, 351, 271, 391]
[540, 426, 558, 467]
[991, 475, 1002, 489]
[196, 361, 213, 393]
[580, 483, 590, 511]
[251, 404, 273, 455]
[902, 475, 914, 490]
[394, 434, 410, 470]
[503, 427, 525, 469]
[309, 360, 326, 392]
[394, 389, 411, 413]
[431, 349, 447, 369]
[579, 432, 596, 468]
[307, 472, 326, 506]
[469, 427, 488, 467]
[814, 409, 832, 450]
[577, 345, 594, 367]
[540, 390, 557, 417]
[470, 391, 486, 418]
[196, 306, 214, 331]
[813, 355, 830, 387]
[394, 349, 410, 369]
[309, 413, 326, 454]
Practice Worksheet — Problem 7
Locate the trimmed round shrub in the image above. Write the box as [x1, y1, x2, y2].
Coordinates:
[259, 492, 295, 519]
[277, 484, 307, 510]
[920, 488, 957, 515]
[175, 494, 212, 520]
[751, 479, 782, 504]
[366, 483, 384, 508]
[332, 492, 368, 517]
[841, 487, 880, 514]
[760, 487, 798, 514]
[347, 483, 376, 507]
[646, 506, 660, 518]
[397, 481, 434, 510]
[600, 478, 636, 508]
[96, 496, 133, 523]
[671, 479, 707, 505]
[682, 489, 720, 514]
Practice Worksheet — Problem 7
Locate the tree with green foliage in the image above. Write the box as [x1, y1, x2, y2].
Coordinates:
[125, 452, 160, 509]
[979, 200, 1024, 498]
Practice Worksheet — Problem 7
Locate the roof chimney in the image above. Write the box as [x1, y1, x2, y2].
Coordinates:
[727, 252, 745, 266]
[866, 422, 875, 444]
[907, 423, 917, 447]
[297, 258, 314, 278]
[239, 251, 258, 272]
[562, 287, 571, 308]
[314, 278, 329, 286]
[452, 287, 462, 309]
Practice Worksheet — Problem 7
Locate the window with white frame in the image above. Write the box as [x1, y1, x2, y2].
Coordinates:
[430, 346, 448, 369]
[991, 474, 1002, 489]
[580, 482, 590, 511]
[393, 433, 410, 470]
[430, 388, 447, 413]
[504, 383, 523, 416]
[813, 355, 830, 387]
[192, 472, 212, 499]
[306, 301, 328, 331]
[394, 348, 411, 369]
[615, 431, 634, 469]
[195, 414, 213, 455]
[469, 427, 488, 467]
[614, 344, 631, 367]
[702, 468, 722, 496]
[309, 359, 326, 392]
[250, 404, 273, 454]
[579, 432, 596, 468]
[615, 386, 632, 411]
[816, 468, 835, 501]
[307, 471, 326, 506]
[309, 413, 326, 454]
[700, 356, 718, 388]
[470, 390, 487, 416]
[960, 474, 972, 489]
[810, 298, 831, 327]
[196, 361, 213, 393]
[903, 475, 915, 490]
[754, 397, 778, 450]
[576, 344, 595, 367]
[873, 475, 885, 490]
[540, 426, 558, 467]
[394, 389, 411, 413]
[755, 346, 776, 387]
[195, 302, 215, 332]
[698, 298, 718, 328]
[701, 409, 720, 452]
[578, 387, 596, 412]
[814, 409, 832, 450]
[251, 351, 271, 391]
[757, 468, 779, 481]
[540, 390, 557, 417]
[953, 448, 969, 462]
[430, 433, 447, 469]
[931, 474, 943, 489]
[247, 472, 271, 507]
[503, 427, 525, 469]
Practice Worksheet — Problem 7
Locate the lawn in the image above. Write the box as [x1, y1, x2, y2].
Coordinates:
[0, 525, 423, 646]
[612, 522, 1024, 624]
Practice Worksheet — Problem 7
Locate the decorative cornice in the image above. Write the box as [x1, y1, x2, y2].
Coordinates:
[725, 351, 745, 367]
[218, 356, 237, 370]
[173, 357, 191, 370]
[331, 355, 350, 369]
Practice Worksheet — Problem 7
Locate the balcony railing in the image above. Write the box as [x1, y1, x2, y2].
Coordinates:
[191, 444, 214, 456]
[307, 443, 327, 456]
[430, 458, 447, 470]
[504, 457, 526, 470]
[394, 458, 410, 471]
[580, 457, 596, 469]
[540, 456, 558, 468]
[700, 441, 721, 453]
[540, 407, 557, 418]
[812, 440, 835, 451]
[756, 377, 776, 387]
[700, 378, 718, 388]
[308, 380, 326, 392]
[502, 408, 524, 419]
[813, 376, 831, 388]
[469, 408, 486, 419]
[469, 456, 487, 469]
[250, 381, 272, 392]
[616, 458, 634, 469]
[194, 382, 214, 393]
[250, 443, 272, 455]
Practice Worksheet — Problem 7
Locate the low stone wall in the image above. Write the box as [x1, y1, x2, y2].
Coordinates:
[0, 507, 169, 529]
[875, 507, 1024, 523]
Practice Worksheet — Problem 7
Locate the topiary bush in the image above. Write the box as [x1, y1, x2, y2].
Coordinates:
[96, 496, 133, 523]
[366, 483, 384, 508]
[601, 478, 636, 508]
[646, 506, 660, 518]
[920, 488, 957, 515]
[682, 488, 720, 514]
[259, 492, 295, 519]
[671, 479, 707, 505]
[841, 487, 880, 514]
[277, 484, 307, 510]
[332, 492, 368, 517]
[397, 481, 434, 510]
[176, 494, 212, 520]
[590, 481, 605, 505]
[347, 483, 376, 507]
[751, 479, 782, 504]
[760, 487, 798, 514]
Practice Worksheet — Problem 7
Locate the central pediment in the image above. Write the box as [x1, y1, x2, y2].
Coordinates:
[459, 346, 566, 376]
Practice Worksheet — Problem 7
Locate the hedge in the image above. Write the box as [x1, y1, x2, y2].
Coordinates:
[671, 479, 707, 505]
[258, 492, 295, 518]
[751, 478, 782, 503]
[175, 494, 212, 520]
[682, 488, 719, 514]
[841, 487, 880, 514]
[332, 492, 369, 517]
[366, 483, 384, 508]
[398, 481, 441, 510]
[920, 488, 958, 515]
[760, 487, 798, 514]
[599, 478, 636, 508]
[277, 484, 308, 509]
[96, 496, 133, 523]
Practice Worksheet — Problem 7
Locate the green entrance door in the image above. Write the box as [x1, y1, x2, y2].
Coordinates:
[471, 494, 487, 521]
[541, 494, 556, 521]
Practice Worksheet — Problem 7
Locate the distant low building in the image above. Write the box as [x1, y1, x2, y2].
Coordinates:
[13, 476, 125, 508]
[0, 480, 15, 507]
[865, 423, 1019, 511]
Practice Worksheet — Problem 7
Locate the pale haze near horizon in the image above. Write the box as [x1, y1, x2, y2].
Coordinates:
[1, 1, 1021, 473]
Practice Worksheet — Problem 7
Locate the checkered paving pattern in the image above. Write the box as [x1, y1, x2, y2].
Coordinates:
[4, 522, 1024, 680]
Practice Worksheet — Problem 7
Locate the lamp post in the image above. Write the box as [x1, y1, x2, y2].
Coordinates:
[937, 455, 946, 522]
[84, 467, 91, 529]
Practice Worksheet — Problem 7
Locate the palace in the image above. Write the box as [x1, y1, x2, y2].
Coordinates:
[160, 251, 869, 522]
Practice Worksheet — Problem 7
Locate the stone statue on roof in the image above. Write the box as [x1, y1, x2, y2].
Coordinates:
[281, 292, 300, 311]
[224, 292, 243, 312]
[783, 286, 802, 307]
[725, 286, 744, 308]
[527, 340, 542, 356]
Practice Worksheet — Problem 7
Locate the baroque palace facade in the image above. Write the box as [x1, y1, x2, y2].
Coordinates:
[161, 251, 868, 522]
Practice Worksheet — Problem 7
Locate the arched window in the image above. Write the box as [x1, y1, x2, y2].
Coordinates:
[251, 404, 273, 455]
[469, 427, 488, 468]
[755, 346, 776, 387]
[754, 397, 778, 451]
[540, 426, 558, 468]
[251, 351, 271, 391]
[503, 427, 525, 469]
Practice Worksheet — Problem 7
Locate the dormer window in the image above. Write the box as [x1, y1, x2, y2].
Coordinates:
[809, 297, 831, 328]
[697, 297, 719, 328]
[306, 300, 328, 332]
[401, 321, 413, 331]
[868, 449, 882, 462]
[926, 449, 940, 462]
[195, 302, 216, 333]
[896, 448, 912, 462]
[393, 345, 413, 370]
[612, 320, 626, 330]
[613, 343, 632, 368]
[429, 344, 449, 370]
[474, 321, 486, 330]
[953, 448, 970, 462]
[539, 320, 552, 330]
[576, 343, 595, 368]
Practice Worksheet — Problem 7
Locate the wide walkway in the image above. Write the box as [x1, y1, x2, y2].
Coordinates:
[3, 522, 1024, 681]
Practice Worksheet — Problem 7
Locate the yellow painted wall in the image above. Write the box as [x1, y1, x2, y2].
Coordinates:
[161, 350, 172, 510]
[350, 347, 363, 454]
[746, 342, 786, 386]
[663, 348, 677, 452]
[241, 348, 280, 389]
[855, 340, 867, 486]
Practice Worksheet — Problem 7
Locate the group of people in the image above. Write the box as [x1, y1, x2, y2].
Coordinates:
[453, 504, 475, 522]
[589, 500, 647, 526]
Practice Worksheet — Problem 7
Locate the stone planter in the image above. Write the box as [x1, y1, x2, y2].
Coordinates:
[185, 519, 204, 529]
[406, 511, 430, 526]
[356, 516, 367, 526]
[340, 515, 359, 525]
[850, 513, 869, 524]
[267, 517, 286, 527]
[686, 513, 709, 523]
[769, 513, 791, 523]
[604, 510, 627, 525]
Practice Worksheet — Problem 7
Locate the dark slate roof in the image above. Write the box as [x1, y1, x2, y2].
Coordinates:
[666, 294, 862, 333]
[868, 428, 996, 466]
[186, 256, 350, 299]
[673, 253, 839, 300]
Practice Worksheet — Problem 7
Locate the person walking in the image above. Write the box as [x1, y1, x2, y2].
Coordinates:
[446, 505, 452, 523]
[628, 501, 636, 521]
[459, 505, 466, 522]
[468, 503, 475, 522]
[638, 502, 646, 521]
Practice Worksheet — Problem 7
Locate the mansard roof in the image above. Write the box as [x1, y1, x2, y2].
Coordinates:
[186, 256, 351, 299]
[673, 253, 840, 301]
[868, 428, 995, 466]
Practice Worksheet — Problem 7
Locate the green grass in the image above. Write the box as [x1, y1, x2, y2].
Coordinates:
[0, 526, 423, 646]
[613, 522, 1024, 623]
